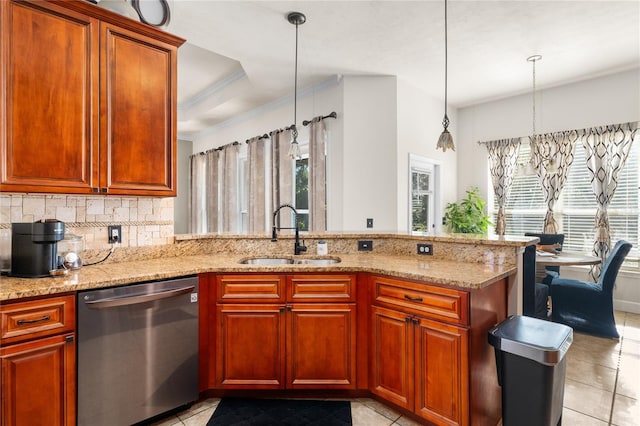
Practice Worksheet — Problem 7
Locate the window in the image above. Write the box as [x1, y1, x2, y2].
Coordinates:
[295, 156, 309, 231]
[409, 155, 440, 235]
[492, 140, 639, 270]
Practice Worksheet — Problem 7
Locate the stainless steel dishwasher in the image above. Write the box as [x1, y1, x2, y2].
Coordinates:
[77, 276, 199, 426]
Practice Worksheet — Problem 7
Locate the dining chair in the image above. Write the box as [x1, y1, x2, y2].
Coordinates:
[550, 240, 632, 338]
[524, 232, 565, 285]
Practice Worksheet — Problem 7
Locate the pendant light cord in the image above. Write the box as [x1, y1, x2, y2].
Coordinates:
[444, 0, 448, 118]
[294, 20, 299, 134]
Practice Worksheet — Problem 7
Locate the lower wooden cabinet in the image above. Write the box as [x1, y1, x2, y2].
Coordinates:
[214, 274, 358, 390]
[0, 295, 76, 426]
[371, 306, 469, 425]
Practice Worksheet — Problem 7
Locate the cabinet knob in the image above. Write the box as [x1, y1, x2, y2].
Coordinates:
[65, 335, 75, 343]
[412, 318, 419, 325]
[92, 188, 99, 193]
[405, 316, 411, 323]
[279, 307, 285, 313]
[101, 188, 108, 193]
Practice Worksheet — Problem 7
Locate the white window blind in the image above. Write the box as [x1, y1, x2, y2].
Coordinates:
[492, 138, 639, 270]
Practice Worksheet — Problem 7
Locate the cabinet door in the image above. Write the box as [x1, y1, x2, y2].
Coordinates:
[414, 317, 469, 426]
[370, 306, 414, 410]
[0, 0, 99, 194]
[286, 303, 357, 389]
[1, 333, 76, 426]
[215, 304, 285, 389]
[100, 22, 177, 195]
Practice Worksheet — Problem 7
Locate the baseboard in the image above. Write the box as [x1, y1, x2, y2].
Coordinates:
[613, 299, 640, 314]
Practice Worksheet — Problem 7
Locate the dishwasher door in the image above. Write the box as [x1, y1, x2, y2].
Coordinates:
[77, 276, 199, 426]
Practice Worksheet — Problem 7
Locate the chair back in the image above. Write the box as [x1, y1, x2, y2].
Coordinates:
[599, 240, 632, 293]
[524, 232, 565, 249]
[525, 233, 565, 283]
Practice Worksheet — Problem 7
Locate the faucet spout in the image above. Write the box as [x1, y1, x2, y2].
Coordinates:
[272, 204, 307, 255]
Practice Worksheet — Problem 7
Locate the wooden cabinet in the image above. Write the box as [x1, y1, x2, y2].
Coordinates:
[0, 294, 76, 426]
[214, 274, 357, 390]
[371, 276, 469, 426]
[0, 0, 184, 196]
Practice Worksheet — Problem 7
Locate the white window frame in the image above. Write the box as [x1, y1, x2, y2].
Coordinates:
[408, 154, 442, 235]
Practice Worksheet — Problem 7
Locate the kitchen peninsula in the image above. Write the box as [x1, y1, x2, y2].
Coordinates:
[0, 233, 537, 426]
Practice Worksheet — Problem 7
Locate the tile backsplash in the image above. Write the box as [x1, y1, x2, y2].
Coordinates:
[0, 194, 175, 251]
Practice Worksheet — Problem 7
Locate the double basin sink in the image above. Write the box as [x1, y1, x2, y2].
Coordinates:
[239, 257, 341, 266]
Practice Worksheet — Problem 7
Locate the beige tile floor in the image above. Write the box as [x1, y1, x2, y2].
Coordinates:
[152, 311, 640, 426]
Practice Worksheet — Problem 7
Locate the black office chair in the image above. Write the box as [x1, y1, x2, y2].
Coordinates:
[550, 240, 632, 338]
[525, 233, 565, 285]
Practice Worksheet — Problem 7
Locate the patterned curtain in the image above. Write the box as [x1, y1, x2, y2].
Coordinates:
[309, 117, 327, 232]
[530, 130, 579, 232]
[582, 122, 637, 279]
[483, 138, 521, 235]
[247, 136, 267, 233]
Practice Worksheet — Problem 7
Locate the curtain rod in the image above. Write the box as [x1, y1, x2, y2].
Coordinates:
[477, 120, 639, 146]
[213, 141, 239, 151]
[303, 111, 337, 126]
[245, 134, 269, 144]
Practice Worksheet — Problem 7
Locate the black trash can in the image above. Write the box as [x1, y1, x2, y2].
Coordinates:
[488, 315, 573, 426]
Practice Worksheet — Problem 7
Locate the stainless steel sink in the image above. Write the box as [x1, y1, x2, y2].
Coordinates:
[239, 257, 294, 265]
[293, 258, 341, 265]
[239, 257, 341, 265]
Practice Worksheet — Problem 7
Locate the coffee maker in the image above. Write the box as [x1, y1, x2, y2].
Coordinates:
[11, 220, 65, 277]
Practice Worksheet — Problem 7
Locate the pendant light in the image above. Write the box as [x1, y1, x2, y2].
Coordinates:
[526, 54, 557, 174]
[436, 0, 454, 152]
[287, 12, 306, 160]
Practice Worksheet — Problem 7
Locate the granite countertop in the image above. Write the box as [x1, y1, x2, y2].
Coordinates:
[0, 253, 515, 301]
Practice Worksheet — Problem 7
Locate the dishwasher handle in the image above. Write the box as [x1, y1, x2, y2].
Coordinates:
[84, 286, 195, 309]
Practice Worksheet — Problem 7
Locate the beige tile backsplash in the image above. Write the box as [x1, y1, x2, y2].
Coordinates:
[0, 194, 174, 250]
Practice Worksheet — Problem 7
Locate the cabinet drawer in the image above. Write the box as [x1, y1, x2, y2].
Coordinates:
[288, 275, 356, 302]
[217, 275, 286, 303]
[372, 276, 468, 325]
[1, 295, 76, 344]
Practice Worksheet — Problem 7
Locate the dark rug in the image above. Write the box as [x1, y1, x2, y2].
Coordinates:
[207, 398, 352, 426]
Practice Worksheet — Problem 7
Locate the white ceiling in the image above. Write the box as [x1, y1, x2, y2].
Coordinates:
[163, 0, 640, 139]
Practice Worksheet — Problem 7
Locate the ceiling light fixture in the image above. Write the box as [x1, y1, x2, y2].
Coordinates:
[436, 0, 454, 152]
[525, 54, 557, 174]
[287, 11, 306, 160]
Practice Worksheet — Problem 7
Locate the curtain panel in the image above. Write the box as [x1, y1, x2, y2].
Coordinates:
[221, 144, 240, 233]
[188, 153, 207, 234]
[248, 136, 267, 233]
[482, 138, 521, 235]
[309, 117, 327, 232]
[271, 129, 294, 230]
[582, 122, 638, 279]
[205, 149, 219, 233]
[530, 130, 579, 233]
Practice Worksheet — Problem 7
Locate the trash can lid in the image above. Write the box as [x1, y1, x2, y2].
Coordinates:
[488, 315, 573, 366]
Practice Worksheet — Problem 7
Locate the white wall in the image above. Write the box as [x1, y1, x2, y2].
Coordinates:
[396, 78, 458, 233]
[174, 139, 192, 234]
[340, 76, 398, 232]
[457, 68, 640, 313]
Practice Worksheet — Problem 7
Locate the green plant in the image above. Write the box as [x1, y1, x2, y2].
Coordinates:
[444, 187, 492, 234]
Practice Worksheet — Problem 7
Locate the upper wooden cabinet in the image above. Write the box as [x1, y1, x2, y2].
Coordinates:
[0, 0, 184, 196]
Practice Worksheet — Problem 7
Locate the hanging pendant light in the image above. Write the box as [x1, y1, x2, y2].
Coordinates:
[436, 0, 454, 152]
[526, 54, 557, 174]
[287, 11, 306, 160]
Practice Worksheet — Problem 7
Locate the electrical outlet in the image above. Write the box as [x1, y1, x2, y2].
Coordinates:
[366, 218, 374, 228]
[417, 243, 433, 255]
[108, 225, 121, 244]
[358, 240, 373, 251]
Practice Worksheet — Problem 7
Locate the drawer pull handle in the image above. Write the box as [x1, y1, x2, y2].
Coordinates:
[404, 295, 423, 302]
[17, 315, 50, 325]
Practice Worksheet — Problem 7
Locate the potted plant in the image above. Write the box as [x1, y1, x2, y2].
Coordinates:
[444, 187, 492, 234]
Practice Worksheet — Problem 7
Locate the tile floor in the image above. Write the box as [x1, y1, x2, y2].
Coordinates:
[151, 311, 640, 426]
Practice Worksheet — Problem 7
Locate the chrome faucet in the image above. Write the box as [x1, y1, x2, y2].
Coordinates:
[272, 204, 307, 255]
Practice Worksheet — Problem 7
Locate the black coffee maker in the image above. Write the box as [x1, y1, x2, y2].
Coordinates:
[11, 220, 65, 277]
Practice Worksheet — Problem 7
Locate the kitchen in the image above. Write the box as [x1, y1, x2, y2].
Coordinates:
[1, 1, 639, 425]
